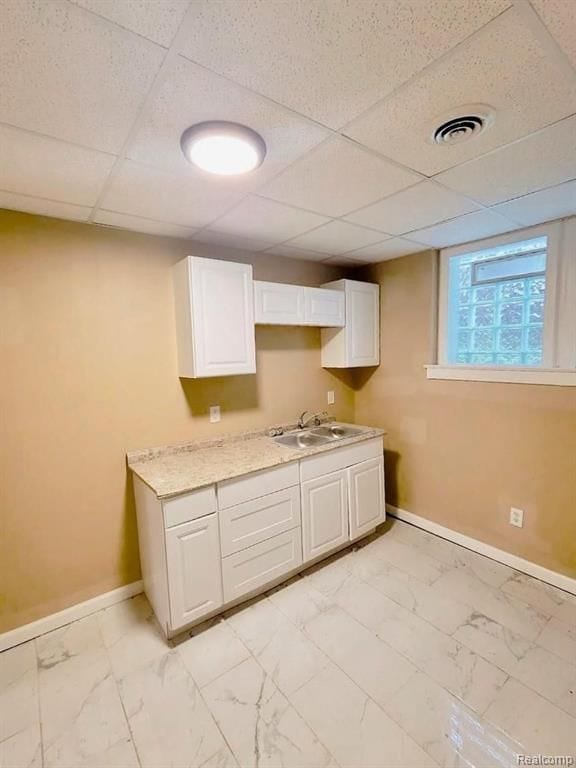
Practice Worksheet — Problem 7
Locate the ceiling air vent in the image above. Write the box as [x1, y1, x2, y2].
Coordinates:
[427, 105, 495, 147]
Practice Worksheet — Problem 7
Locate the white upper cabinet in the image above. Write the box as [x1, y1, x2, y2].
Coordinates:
[173, 256, 256, 378]
[254, 281, 344, 327]
[320, 279, 379, 368]
[254, 281, 305, 325]
[304, 287, 345, 327]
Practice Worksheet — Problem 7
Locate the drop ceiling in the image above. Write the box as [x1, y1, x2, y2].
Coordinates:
[1, 0, 575, 265]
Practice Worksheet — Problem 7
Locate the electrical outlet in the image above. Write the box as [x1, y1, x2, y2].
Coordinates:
[209, 405, 221, 423]
[327, 390, 335, 405]
[510, 507, 524, 528]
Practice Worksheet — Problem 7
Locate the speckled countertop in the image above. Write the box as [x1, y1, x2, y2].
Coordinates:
[127, 422, 385, 499]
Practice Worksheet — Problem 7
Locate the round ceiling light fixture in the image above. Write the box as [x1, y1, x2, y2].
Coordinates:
[180, 121, 267, 176]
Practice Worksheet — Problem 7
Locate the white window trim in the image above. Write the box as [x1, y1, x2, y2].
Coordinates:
[429, 217, 576, 386]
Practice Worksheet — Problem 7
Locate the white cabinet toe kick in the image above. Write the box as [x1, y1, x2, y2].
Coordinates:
[133, 437, 385, 639]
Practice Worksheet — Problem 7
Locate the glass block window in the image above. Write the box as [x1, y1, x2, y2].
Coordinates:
[446, 236, 548, 366]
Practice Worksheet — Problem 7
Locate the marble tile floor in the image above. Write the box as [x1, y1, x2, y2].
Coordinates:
[2, 518, 576, 768]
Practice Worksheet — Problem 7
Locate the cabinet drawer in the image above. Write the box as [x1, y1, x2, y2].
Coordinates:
[220, 486, 301, 556]
[218, 462, 299, 509]
[163, 485, 216, 528]
[300, 437, 383, 482]
[222, 528, 302, 602]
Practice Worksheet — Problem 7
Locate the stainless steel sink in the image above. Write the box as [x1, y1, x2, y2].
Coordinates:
[311, 424, 366, 440]
[274, 431, 331, 449]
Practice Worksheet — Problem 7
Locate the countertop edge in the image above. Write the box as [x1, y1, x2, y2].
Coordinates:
[128, 426, 386, 500]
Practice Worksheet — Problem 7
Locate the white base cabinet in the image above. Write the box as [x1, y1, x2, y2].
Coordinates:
[165, 514, 223, 629]
[301, 469, 348, 562]
[133, 436, 384, 639]
[349, 456, 385, 540]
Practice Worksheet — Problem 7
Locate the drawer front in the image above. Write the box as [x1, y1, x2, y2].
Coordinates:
[220, 486, 301, 557]
[218, 462, 299, 509]
[300, 437, 383, 482]
[222, 528, 302, 603]
[163, 485, 217, 528]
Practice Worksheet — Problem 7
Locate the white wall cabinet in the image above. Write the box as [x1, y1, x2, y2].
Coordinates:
[254, 281, 305, 325]
[165, 514, 223, 630]
[173, 256, 256, 378]
[254, 281, 345, 327]
[301, 469, 349, 562]
[321, 279, 379, 368]
[348, 457, 385, 540]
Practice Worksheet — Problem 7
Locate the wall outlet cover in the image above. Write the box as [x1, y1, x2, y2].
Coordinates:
[510, 507, 524, 528]
[327, 390, 335, 405]
[209, 405, 221, 423]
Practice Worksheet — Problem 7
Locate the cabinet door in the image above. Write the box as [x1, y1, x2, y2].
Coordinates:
[304, 288, 345, 327]
[176, 256, 255, 377]
[254, 281, 305, 325]
[301, 469, 348, 562]
[166, 514, 223, 631]
[347, 282, 379, 366]
[348, 457, 385, 540]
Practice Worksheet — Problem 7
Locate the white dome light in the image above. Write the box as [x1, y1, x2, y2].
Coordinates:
[181, 122, 266, 176]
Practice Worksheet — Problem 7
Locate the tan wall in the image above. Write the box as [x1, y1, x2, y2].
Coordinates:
[0, 210, 354, 633]
[354, 251, 576, 580]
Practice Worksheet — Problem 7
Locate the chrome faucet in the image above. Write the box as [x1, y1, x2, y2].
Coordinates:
[298, 410, 328, 429]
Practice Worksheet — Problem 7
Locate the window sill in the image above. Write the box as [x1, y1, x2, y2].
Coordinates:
[425, 365, 576, 386]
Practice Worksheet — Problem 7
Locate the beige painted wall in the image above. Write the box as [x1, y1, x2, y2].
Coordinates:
[0, 210, 354, 633]
[354, 251, 576, 579]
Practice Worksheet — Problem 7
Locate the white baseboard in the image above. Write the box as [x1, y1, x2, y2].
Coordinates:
[387, 505, 576, 598]
[0, 581, 144, 653]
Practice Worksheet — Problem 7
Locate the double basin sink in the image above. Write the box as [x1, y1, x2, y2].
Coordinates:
[274, 423, 366, 449]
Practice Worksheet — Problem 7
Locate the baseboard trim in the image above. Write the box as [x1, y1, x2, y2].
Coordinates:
[387, 505, 576, 598]
[0, 581, 144, 653]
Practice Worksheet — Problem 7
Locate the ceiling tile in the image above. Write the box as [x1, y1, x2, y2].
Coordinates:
[322, 256, 364, 267]
[177, 0, 510, 129]
[263, 245, 329, 262]
[345, 181, 479, 235]
[0, 191, 91, 222]
[0, 0, 164, 153]
[531, 0, 576, 69]
[192, 230, 274, 252]
[344, 237, 425, 263]
[127, 56, 328, 181]
[409, 210, 519, 249]
[70, 0, 190, 47]
[94, 210, 198, 239]
[210, 197, 329, 243]
[345, 8, 576, 175]
[436, 115, 576, 206]
[101, 160, 248, 228]
[259, 137, 420, 218]
[492, 180, 576, 227]
[0, 125, 115, 205]
[287, 221, 386, 255]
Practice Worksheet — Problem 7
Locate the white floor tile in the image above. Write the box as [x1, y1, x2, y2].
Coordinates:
[537, 616, 576, 664]
[452, 612, 534, 675]
[203, 657, 334, 768]
[177, 618, 251, 688]
[385, 672, 522, 768]
[305, 606, 417, 707]
[118, 650, 226, 768]
[484, 678, 576, 755]
[291, 662, 438, 768]
[512, 645, 576, 717]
